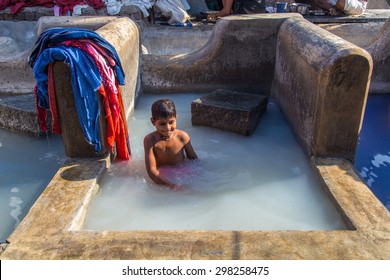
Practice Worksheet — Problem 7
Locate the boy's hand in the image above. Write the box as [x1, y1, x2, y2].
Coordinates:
[171, 184, 189, 192]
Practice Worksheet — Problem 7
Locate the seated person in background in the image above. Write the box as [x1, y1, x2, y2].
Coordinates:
[308, 0, 368, 16]
[207, 0, 266, 22]
[144, 99, 198, 190]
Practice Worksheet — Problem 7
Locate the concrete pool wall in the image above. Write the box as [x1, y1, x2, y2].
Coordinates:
[0, 21, 36, 95]
[142, 14, 371, 161]
[1, 15, 390, 259]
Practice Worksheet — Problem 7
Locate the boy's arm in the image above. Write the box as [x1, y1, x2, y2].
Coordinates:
[181, 131, 198, 160]
[143, 136, 177, 189]
[184, 140, 198, 160]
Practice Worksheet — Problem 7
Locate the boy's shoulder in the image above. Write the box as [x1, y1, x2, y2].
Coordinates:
[144, 131, 159, 144]
[174, 129, 190, 141]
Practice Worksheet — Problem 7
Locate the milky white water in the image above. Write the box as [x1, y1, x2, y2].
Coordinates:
[0, 130, 65, 242]
[83, 93, 346, 231]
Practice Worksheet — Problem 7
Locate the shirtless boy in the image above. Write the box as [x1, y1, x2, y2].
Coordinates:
[143, 99, 198, 190]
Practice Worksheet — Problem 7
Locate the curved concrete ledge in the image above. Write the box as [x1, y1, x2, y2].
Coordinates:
[140, 25, 213, 55]
[141, 14, 302, 94]
[272, 17, 372, 161]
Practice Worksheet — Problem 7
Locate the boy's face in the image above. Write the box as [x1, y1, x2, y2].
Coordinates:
[151, 116, 177, 140]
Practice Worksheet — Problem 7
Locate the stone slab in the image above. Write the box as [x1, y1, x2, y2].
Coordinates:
[0, 94, 45, 135]
[191, 89, 268, 136]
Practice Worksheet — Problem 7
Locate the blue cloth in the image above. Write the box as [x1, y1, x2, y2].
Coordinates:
[33, 46, 102, 152]
[29, 27, 125, 85]
[30, 27, 127, 153]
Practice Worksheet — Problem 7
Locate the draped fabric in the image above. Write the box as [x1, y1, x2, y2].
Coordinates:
[30, 28, 130, 160]
[0, 0, 54, 14]
[0, 0, 104, 15]
[55, 0, 104, 15]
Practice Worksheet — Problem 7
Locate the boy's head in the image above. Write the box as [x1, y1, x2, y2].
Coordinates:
[151, 99, 177, 121]
[150, 99, 178, 140]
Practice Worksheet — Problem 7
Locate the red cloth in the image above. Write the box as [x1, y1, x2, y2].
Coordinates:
[55, 0, 104, 15]
[0, 0, 55, 15]
[47, 63, 61, 134]
[0, 0, 104, 15]
[0, 0, 11, 11]
[34, 63, 61, 134]
[34, 84, 48, 132]
[84, 0, 104, 9]
[62, 39, 130, 160]
[55, 0, 84, 15]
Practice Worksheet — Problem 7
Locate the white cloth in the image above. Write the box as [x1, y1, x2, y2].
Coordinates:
[105, 0, 123, 15]
[156, 0, 191, 24]
[72, 4, 90, 16]
[343, 0, 367, 15]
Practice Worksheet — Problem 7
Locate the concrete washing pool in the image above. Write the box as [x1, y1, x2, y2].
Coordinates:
[83, 93, 345, 231]
[0, 13, 390, 259]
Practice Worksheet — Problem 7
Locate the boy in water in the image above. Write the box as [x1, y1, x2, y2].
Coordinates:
[143, 99, 198, 190]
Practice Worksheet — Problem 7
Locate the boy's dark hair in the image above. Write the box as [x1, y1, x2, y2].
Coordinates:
[151, 99, 177, 120]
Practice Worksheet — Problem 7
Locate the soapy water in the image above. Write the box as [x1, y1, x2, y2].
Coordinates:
[83, 93, 346, 231]
[0, 130, 65, 242]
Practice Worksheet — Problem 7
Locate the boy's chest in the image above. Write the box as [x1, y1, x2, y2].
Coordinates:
[153, 140, 183, 154]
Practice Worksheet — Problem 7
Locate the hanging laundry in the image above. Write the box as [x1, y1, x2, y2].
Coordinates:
[29, 27, 130, 160]
[55, 0, 104, 15]
[0, 0, 54, 15]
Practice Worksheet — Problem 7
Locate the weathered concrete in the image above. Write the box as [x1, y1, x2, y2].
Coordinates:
[140, 24, 213, 55]
[0, 21, 36, 95]
[319, 16, 390, 94]
[0, 94, 45, 135]
[366, 17, 390, 93]
[306, 8, 390, 23]
[272, 16, 372, 162]
[141, 14, 291, 95]
[0, 14, 389, 260]
[367, 0, 390, 9]
[1, 157, 389, 259]
[319, 22, 385, 48]
[191, 89, 268, 136]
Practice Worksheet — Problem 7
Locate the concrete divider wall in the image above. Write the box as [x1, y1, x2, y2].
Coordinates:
[271, 17, 372, 162]
[141, 14, 303, 94]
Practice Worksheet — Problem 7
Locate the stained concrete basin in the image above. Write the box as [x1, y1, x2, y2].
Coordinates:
[140, 24, 212, 55]
[0, 21, 37, 95]
[1, 14, 389, 260]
